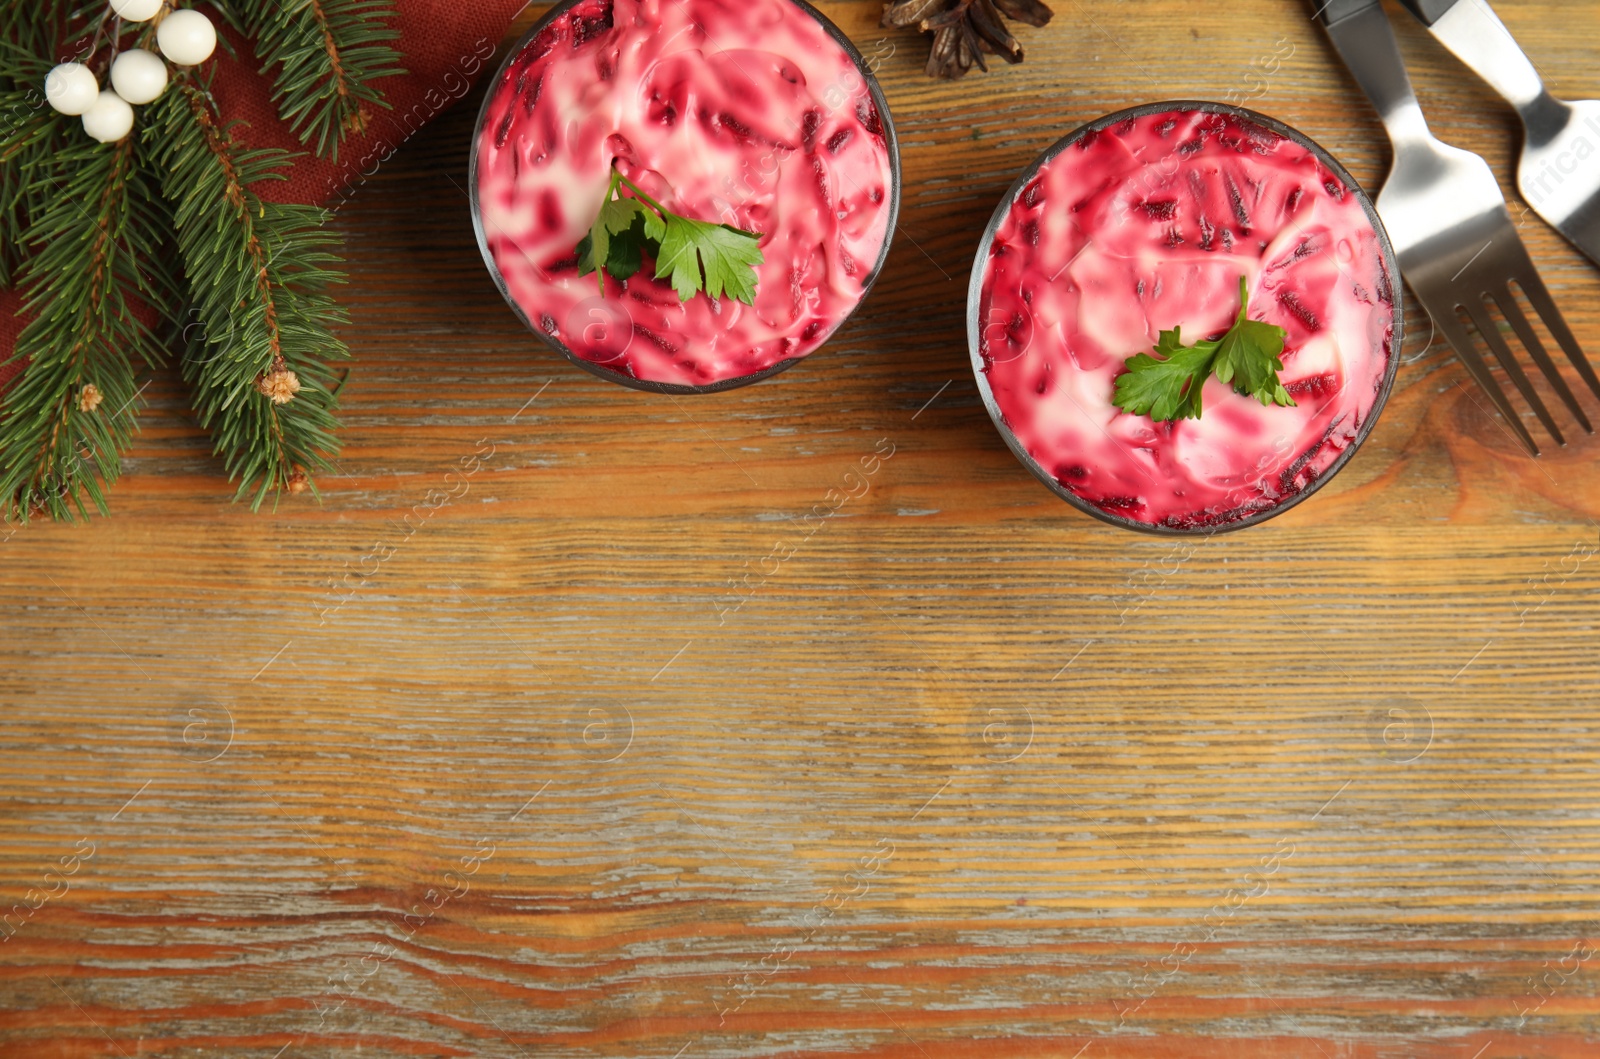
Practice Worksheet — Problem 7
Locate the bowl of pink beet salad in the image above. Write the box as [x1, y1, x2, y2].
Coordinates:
[970, 102, 1402, 533]
[471, 0, 900, 394]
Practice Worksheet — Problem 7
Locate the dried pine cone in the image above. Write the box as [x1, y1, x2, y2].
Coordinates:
[883, 0, 1054, 79]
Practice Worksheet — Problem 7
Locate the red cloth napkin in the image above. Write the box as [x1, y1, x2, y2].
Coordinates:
[0, 0, 527, 391]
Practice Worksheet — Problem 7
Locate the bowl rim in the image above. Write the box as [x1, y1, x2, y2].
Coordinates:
[964, 99, 1405, 536]
[468, 0, 903, 396]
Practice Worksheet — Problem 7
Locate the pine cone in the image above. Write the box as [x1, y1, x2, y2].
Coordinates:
[883, 0, 1053, 79]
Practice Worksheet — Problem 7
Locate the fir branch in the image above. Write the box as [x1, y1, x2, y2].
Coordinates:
[0, 78, 56, 289]
[0, 1, 70, 74]
[0, 129, 172, 521]
[2, 3, 148, 286]
[0, 23, 66, 287]
[152, 73, 348, 510]
[235, 0, 404, 161]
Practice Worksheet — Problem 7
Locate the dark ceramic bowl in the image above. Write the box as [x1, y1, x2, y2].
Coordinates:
[469, 0, 901, 395]
[966, 100, 1403, 535]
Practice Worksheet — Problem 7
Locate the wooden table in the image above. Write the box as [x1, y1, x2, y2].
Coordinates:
[4, 1, 1600, 1055]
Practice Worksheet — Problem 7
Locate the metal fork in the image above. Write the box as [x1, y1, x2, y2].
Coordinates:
[1313, 0, 1598, 455]
[1398, 0, 1600, 272]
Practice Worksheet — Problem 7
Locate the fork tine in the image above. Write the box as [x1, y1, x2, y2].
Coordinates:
[1432, 307, 1541, 456]
[1512, 269, 1600, 402]
[1490, 286, 1594, 433]
[1463, 301, 1564, 446]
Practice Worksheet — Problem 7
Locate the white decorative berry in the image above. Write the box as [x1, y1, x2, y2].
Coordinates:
[109, 0, 164, 21]
[44, 63, 99, 116]
[156, 9, 216, 66]
[110, 49, 168, 105]
[82, 91, 135, 143]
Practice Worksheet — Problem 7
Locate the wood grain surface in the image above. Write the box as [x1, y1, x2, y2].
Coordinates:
[4, 1, 1600, 1056]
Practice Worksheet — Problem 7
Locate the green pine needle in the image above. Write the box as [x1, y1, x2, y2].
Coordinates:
[0, 131, 174, 521]
[235, 0, 405, 162]
[0, 40, 63, 288]
[152, 74, 349, 510]
[1, 0, 405, 518]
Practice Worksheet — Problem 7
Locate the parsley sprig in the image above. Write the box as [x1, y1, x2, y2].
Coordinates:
[1112, 277, 1296, 422]
[576, 167, 765, 305]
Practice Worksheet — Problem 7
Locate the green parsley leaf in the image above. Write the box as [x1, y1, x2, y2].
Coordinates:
[1112, 276, 1297, 423]
[1112, 328, 1219, 422]
[604, 217, 646, 282]
[606, 211, 656, 282]
[578, 194, 661, 293]
[576, 167, 761, 304]
[655, 215, 765, 305]
[1211, 277, 1295, 408]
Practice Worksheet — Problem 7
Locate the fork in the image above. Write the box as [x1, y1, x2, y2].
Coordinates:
[1397, 0, 1600, 272]
[1313, 0, 1598, 455]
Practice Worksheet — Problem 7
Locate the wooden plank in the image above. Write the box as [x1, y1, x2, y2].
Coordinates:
[3, 1, 1600, 1056]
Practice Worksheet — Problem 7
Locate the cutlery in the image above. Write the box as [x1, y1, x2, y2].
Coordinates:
[1313, 0, 1598, 455]
[1398, 0, 1600, 270]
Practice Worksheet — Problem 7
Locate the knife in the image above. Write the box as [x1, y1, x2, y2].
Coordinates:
[1397, 0, 1600, 268]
